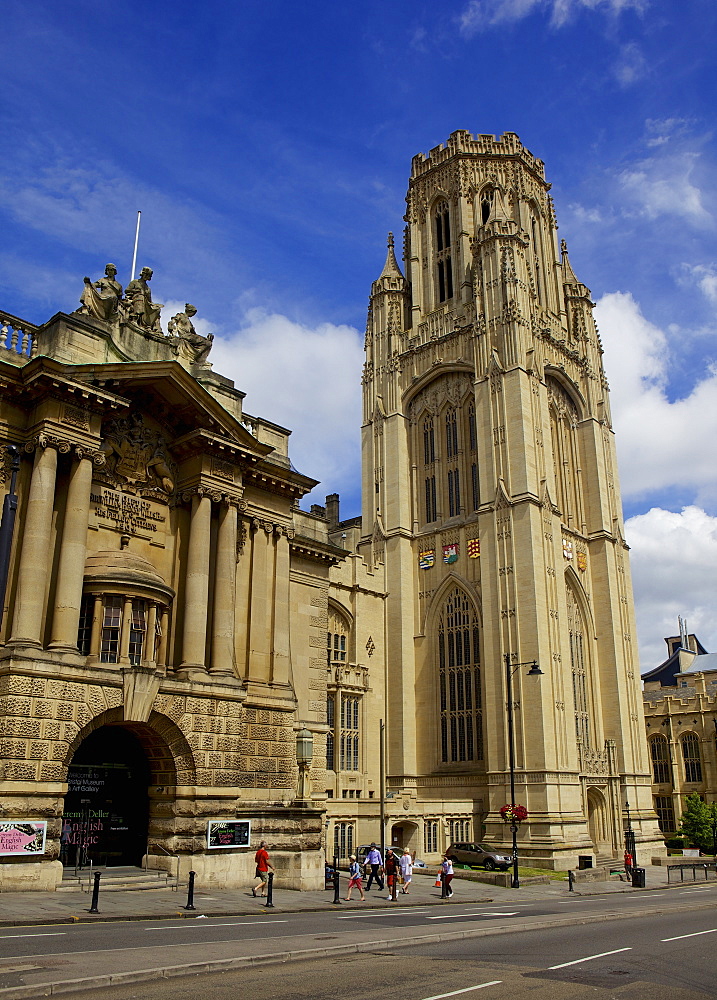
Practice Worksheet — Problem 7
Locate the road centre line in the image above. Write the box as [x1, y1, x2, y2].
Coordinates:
[338, 909, 430, 919]
[427, 912, 519, 920]
[549, 947, 632, 969]
[422, 983, 502, 999]
[0, 932, 66, 940]
[662, 928, 717, 941]
[680, 889, 713, 894]
[144, 921, 288, 931]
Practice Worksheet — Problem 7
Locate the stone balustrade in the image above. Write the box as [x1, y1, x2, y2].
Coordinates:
[0, 309, 38, 359]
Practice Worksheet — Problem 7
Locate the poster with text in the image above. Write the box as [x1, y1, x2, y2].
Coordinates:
[207, 820, 251, 849]
[0, 821, 47, 857]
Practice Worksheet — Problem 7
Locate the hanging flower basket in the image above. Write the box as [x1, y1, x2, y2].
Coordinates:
[500, 804, 528, 823]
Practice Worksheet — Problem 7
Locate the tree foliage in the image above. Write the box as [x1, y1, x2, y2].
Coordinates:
[679, 794, 717, 852]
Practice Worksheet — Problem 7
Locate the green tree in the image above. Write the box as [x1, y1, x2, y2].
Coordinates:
[679, 794, 711, 851]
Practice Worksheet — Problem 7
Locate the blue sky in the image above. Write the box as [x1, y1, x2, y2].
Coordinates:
[1, 0, 716, 666]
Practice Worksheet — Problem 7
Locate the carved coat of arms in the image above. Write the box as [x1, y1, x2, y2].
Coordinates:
[96, 413, 175, 500]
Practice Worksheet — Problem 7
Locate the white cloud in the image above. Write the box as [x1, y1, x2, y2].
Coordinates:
[625, 506, 717, 668]
[617, 151, 711, 226]
[595, 291, 717, 509]
[681, 263, 717, 305]
[613, 42, 647, 86]
[210, 309, 364, 509]
[458, 0, 648, 34]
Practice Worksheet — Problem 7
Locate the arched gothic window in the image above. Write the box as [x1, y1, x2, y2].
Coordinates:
[566, 583, 593, 751]
[548, 377, 583, 530]
[681, 733, 703, 783]
[435, 200, 453, 302]
[650, 735, 671, 785]
[480, 188, 493, 226]
[438, 588, 482, 763]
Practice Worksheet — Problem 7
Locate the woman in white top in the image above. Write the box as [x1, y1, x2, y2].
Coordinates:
[440, 854, 454, 896]
[399, 849, 413, 893]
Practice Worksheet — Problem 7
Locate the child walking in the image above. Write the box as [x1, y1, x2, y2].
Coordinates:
[345, 854, 365, 900]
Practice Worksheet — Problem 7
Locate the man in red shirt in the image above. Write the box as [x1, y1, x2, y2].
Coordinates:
[252, 840, 273, 897]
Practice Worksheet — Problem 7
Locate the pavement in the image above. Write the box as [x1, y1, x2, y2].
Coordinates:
[1, 866, 711, 1000]
[0, 866, 672, 927]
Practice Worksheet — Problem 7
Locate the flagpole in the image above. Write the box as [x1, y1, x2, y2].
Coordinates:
[130, 211, 141, 284]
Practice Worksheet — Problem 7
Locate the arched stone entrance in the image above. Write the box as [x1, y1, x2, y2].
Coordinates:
[390, 820, 420, 855]
[60, 714, 185, 869]
[586, 786, 610, 856]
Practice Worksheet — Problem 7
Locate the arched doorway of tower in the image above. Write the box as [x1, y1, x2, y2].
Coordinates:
[389, 820, 419, 855]
[60, 718, 180, 869]
[586, 786, 610, 858]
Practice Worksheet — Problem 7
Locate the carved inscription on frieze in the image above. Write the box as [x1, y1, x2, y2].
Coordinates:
[90, 487, 167, 541]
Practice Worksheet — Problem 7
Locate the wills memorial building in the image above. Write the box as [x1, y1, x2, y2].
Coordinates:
[0, 131, 661, 891]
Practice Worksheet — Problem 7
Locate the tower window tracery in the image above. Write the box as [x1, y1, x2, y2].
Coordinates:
[548, 377, 583, 530]
[424, 417, 435, 465]
[448, 468, 461, 517]
[425, 475, 437, 522]
[480, 188, 493, 226]
[435, 200, 453, 302]
[566, 584, 594, 752]
[446, 408, 458, 458]
[438, 588, 482, 764]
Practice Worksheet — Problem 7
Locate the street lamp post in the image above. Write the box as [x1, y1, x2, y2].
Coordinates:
[504, 655, 543, 889]
[624, 798, 637, 867]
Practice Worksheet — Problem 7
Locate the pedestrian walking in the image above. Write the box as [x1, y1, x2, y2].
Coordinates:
[440, 853, 454, 896]
[364, 843, 384, 891]
[252, 840, 274, 897]
[623, 849, 634, 881]
[385, 848, 400, 899]
[399, 848, 413, 893]
[345, 854, 365, 900]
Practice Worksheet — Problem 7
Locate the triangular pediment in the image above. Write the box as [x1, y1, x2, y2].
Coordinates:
[67, 359, 271, 457]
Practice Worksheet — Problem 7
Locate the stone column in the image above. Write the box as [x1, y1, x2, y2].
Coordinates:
[271, 527, 291, 685]
[144, 602, 158, 666]
[233, 517, 251, 679]
[10, 443, 59, 647]
[119, 596, 133, 664]
[247, 520, 273, 684]
[157, 606, 169, 671]
[88, 593, 103, 661]
[179, 491, 212, 675]
[49, 451, 94, 651]
[210, 501, 237, 677]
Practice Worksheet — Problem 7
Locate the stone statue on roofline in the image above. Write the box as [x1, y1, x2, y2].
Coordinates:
[123, 266, 164, 333]
[167, 303, 214, 369]
[76, 263, 123, 322]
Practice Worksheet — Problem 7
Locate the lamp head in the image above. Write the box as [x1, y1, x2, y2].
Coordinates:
[527, 662, 543, 676]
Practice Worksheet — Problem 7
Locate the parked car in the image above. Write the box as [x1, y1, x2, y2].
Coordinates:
[446, 842, 512, 871]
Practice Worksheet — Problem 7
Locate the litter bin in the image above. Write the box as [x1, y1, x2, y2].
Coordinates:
[631, 867, 645, 888]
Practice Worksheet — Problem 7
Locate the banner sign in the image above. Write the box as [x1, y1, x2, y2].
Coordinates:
[0, 821, 47, 857]
[207, 820, 251, 850]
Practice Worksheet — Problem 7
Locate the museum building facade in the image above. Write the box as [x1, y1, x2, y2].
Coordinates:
[0, 283, 342, 890]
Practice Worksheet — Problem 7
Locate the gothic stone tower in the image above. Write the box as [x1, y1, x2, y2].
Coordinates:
[362, 130, 661, 866]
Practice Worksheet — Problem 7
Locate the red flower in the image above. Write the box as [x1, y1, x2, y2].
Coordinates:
[500, 803, 528, 822]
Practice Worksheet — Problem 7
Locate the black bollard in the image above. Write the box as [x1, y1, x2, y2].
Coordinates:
[568, 869, 575, 892]
[265, 871, 275, 908]
[89, 871, 101, 913]
[440, 872, 448, 898]
[184, 870, 196, 910]
[332, 854, 342, 904]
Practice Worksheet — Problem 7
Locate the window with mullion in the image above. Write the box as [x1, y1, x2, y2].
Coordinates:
[438, 588, 482, 764]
